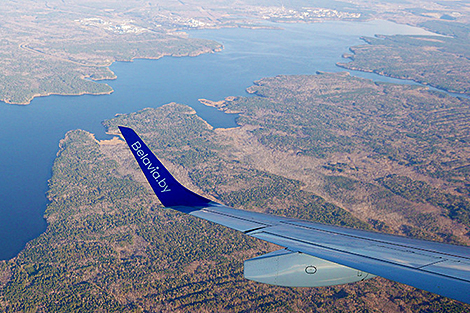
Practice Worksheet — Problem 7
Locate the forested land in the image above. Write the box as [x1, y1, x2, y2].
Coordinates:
[1, 1, 470, 311]
[4, 0, 470, 105]
[1, 100, 467, 311]
[219, 73, 470, 240]
[0, 1, 222, 104]
[337, 21, 470, 95]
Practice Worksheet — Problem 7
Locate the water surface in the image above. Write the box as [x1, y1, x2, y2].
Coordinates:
[0, 20, 439, 260]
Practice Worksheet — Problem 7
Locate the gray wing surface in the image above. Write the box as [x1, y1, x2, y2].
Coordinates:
[190, 204, 470, 303]
[119, 126, 470, 304]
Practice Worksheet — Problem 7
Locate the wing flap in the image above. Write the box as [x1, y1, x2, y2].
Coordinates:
[284, 220, 470, 259]
[248, 223, 470, 280]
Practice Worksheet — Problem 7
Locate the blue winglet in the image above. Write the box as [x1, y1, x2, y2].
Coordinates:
[119, 126, 216, 209]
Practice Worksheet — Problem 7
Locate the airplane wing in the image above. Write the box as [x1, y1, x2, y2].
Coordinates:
[119, 126, 470, 304]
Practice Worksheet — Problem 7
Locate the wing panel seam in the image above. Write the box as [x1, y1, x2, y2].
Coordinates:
[202, 208, 272, 227]
[244, 226, 267, 234]
[417, 259, 447, 269]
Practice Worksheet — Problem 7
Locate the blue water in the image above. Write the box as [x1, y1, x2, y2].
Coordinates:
[0, 20, 439, 260]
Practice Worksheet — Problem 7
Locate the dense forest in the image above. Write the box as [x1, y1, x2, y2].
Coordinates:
[1, 88, 468, 311]
[338, 21, 470, 95]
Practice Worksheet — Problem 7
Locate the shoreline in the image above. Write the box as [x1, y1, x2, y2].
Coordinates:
[1, 89, 115, 106]
[1, 45, 222, 106]
[198, 98, 243, 114]
[337, 62, 470, 96]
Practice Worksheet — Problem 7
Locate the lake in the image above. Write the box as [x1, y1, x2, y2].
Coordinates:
[0, 20, 438, 260]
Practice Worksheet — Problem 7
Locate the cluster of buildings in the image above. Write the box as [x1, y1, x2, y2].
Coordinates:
[76, 18, 149, 34]
[258, 7, 361, 20]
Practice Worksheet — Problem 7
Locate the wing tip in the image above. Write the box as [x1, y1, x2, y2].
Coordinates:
[119, 126, 217, 210]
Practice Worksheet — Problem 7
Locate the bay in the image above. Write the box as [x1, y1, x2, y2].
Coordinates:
[0, 20, 438, 260]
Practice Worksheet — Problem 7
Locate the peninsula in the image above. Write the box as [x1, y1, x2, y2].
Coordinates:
[4, 0, 470, 105]
[1, 73, 469, 311]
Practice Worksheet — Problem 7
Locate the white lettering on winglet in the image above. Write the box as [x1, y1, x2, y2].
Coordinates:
[131, 141, 171, 193]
